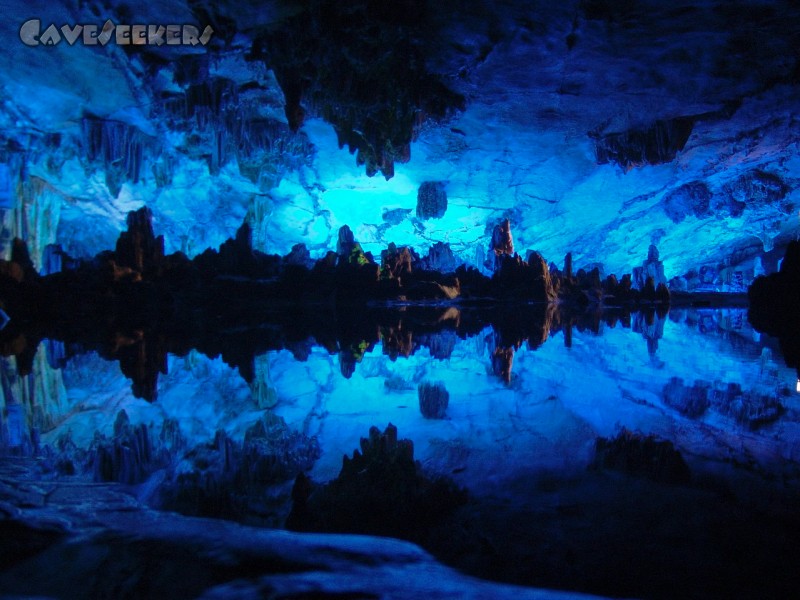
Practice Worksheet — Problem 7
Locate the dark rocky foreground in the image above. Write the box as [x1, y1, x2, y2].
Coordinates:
[0, 456, 601, 600]
[3, 417, 800, 600]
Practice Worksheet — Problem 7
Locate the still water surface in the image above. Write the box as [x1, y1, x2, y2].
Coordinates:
[2, 306, 799, 597]
[3, 307, 798, 486]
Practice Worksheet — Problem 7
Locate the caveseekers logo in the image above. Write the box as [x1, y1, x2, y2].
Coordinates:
[19, 19, 214, 47]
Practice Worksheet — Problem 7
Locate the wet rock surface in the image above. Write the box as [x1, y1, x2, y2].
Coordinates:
[0, 458, 599, 600]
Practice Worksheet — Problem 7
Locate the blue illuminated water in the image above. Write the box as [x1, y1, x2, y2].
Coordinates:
[2, 306, 800, 598]
[3, 307, 795, 487]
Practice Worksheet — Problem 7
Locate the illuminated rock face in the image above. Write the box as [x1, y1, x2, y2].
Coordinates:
[0, 0, 798, 281]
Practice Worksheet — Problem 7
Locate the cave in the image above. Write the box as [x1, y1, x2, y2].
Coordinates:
[2, 1, 800, 599]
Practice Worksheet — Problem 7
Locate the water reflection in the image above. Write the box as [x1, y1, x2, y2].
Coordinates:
[1, 306, 796, 463]
[0, 304, 716, 401]
[2, 305, 799, 598]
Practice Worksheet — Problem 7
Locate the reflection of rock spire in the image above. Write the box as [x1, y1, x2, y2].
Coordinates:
[491, 346, 515, 383]
[286, 424, 466, 540]
[338, 350, 356, 379]
[633, 307, 667, 356]
[116, 332, 167, 402]
[381, 324, 414, 360]
[251, 355, 278, 409]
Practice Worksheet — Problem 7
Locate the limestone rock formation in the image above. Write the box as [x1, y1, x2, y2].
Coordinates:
[381, 243, 418, 279]
[419, 241, 458, 273]
[336, 225, 374, 268]
[491, 346, 515, 384]
[283, 243, 314, 269]
[748, 241, 800, 316]
[251, 0, 464, 178]
[286, 423, 466, 541]
[662, 377, 785, 429]
[92, 410, 157, 485]
[633, 245, 667, 290]
[0, 238, 38, 283]
[593, 428, 691, 484]
[749, 241, 800, 376]
[418, 382, 450, 419]
[662, 377, 711, 418]
[115, 333, 167, 402]
[219, 222, 255, 268]
[488, 219, 514, 272]
[0, 476, 593, 600]
[160, 413, 320, 523]
[415, 330, 459, 360]
[663, 182, 712, 223]
[416, 181, 448, 220]
[592, 117, 695, 168]
[723, 170, 791, 214]
[492, 250, 557, 302]
[82, 117, 148, 197]
[115, 207, 165, 275]
[41, 244, 64, 276]
[2, 0, 800, 279]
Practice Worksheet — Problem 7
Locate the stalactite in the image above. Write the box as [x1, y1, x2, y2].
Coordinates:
[0, 172, 60, 271]
[253, 1, 464, 178]
[232, 117, 313, 190]
[592, 116, 695, 168]
[81, 117, 152, 196]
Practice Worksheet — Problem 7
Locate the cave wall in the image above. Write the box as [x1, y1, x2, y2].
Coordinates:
[0, 0, 798, 281]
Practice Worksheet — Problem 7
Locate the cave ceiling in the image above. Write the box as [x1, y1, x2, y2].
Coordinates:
[1, 0, 799, 278]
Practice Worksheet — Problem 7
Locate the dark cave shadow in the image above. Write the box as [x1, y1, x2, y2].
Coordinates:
[0, 301, 758, 403]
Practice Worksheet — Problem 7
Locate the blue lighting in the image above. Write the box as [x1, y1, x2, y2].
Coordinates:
[2, 1, 800, 598]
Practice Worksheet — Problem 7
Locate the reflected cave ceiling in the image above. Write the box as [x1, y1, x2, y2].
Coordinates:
[1, 0, 799, 280]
